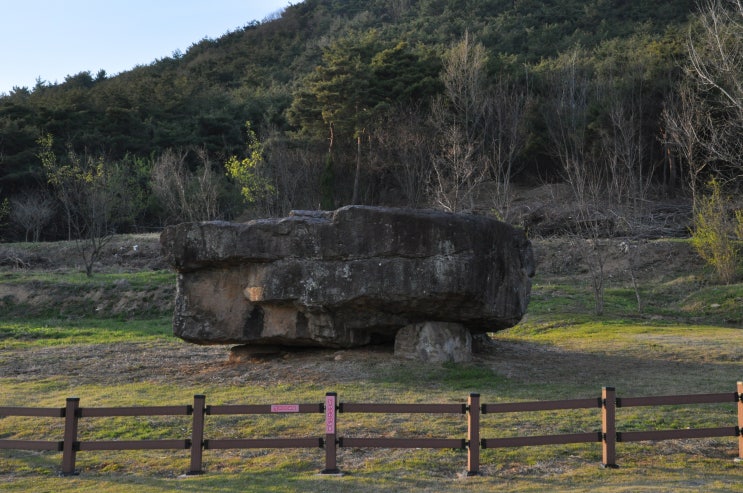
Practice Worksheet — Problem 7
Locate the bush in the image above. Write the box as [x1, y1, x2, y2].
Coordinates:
[690, 179, 743, 284]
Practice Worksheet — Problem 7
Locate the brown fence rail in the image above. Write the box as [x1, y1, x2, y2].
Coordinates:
[0, 383, 740, 476]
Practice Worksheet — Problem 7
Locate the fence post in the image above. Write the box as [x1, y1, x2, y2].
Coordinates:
[189, 394, 206, 475]
[467, 393, 480, 476]
[602, 387, 618, 468]
[737, 381, 742, 461]
[61, 397, 80, 476]
[321, 392, 340, 474]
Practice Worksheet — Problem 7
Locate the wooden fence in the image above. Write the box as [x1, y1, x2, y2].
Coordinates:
[1, 383, 741, 476]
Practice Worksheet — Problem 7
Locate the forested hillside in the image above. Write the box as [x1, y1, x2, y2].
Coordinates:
[0, 0, 740, 243]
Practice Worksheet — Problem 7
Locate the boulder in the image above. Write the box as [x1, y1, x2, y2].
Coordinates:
[160, 206, 534, 348]
[394, 322, 472, 363]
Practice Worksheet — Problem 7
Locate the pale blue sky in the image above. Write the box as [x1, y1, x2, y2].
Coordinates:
[0, 0, 299, 95]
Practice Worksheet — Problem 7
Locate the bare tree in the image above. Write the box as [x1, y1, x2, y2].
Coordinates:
[689, 0, 743, 118]
[484, 77, 528, 220]
[429, 32, 490, 212]
[10, 191, 55, 242]
[543, 51, 615, 314]
[429, 121, 486, 212]
[371, 104, 433, 207]
[192, 147, 223, 220]
[440, 31, 490, 150]
[660, 2, 743, 283]
[661, 83, 709, 209]
[151, 147, 189, 223]
[543, 48, 593, 209]
[151, 147, 224, 224]
[0, 196, 9, 238]
[264, 133, 323, 214]
[686, 0, 743, 183]
[662, 0, 742, 207]
[596, 74, 656, 223]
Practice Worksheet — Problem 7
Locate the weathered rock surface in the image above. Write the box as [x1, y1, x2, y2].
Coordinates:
[394, 322, 472, 363]
[160, 206, 534, 348]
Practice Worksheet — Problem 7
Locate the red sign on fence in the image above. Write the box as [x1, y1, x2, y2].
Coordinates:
[325, 394, 336, 434]
[270, 404, 300, 413]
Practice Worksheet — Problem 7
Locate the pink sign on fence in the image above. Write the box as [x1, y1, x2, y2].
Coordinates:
[271, 404, 300, 413]
[325, 394, 336, 434]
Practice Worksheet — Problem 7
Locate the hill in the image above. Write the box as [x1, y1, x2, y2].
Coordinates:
[0, 0, 722, 241]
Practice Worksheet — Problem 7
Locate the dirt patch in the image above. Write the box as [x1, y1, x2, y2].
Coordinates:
[0, 339, 405, 389]
[1, 325, 735, 400]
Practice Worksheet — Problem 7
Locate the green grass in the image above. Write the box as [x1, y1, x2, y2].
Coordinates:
[2, 318, 741, 492]
[0, 318, 171, 348]
[525, 273, 743, 334]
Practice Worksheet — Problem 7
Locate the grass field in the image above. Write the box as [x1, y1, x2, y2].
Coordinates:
[1, 237, 742, 492]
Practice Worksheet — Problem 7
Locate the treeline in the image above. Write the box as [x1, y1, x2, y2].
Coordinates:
[0, 0, 739, 243]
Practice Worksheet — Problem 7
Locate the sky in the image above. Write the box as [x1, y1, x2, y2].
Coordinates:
[0, 0, 299, 95]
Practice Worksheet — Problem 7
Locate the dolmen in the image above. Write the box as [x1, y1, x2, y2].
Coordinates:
[160, 206, 534, 362]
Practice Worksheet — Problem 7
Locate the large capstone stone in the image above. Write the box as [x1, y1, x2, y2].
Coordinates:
[160, 206, 534, 348]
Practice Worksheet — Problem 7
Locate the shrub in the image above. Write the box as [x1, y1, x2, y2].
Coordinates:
[690, 179, 742, 284]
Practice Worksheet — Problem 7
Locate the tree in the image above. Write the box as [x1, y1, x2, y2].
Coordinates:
[661, 82, 709, 209]
[306, 30, 379, 204]
[540, 50, 615, 315]
[688, 0, 743, 126]
[438, 31, 490, 154]
[37, 133, 73, 240]
[429, 32, 490, 212]
[0, 197, 9, 240]
[689, 0, 743, 181]
[225, 122, 277, 216]
[484, 76, 528, 220]
[663, 0, 743, 203]
[263, 129, 323, 214]
[594, 67, 657, 223]
[38, 134, 140, 277]
[371, 103, 434, 207]
[691, 178, 743, 283]
[288, 32, 441, 207]
[10, 191, 55, 242]
[541, 48, 593, 208]
[151, 147, 225, 224]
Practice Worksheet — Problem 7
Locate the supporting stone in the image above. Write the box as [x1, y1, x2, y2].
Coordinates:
[394, 322, 472, 363]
